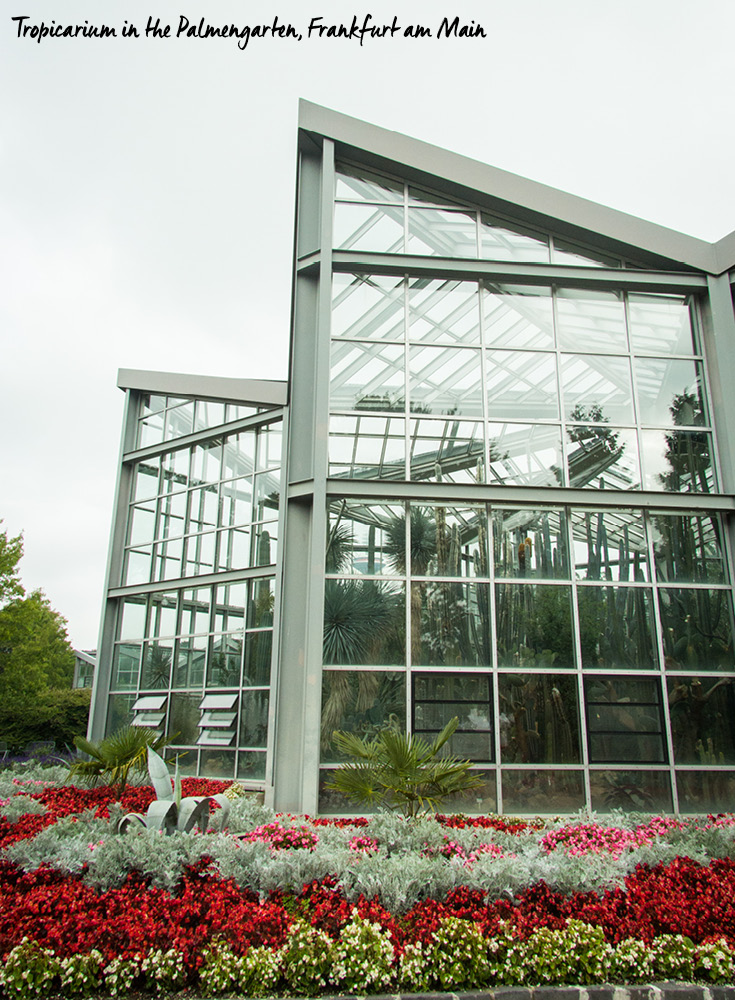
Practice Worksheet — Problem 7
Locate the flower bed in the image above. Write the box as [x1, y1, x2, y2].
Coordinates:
[0, 765, 735, 997]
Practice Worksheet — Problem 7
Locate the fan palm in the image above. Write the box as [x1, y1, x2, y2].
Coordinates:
[70, 725, 175, 797]
[326, 717, 483, 818]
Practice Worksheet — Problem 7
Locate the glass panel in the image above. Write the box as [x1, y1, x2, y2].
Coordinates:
[140, 641, 173, 689]
[200, 750, 235, 778]
[499, 673, 580, 764]
[332, 273, 405, 341]
[330, 414, 406, 480]
[107, 693, 136, 732]
[589, 770, 672, 812]
[449, 769, 497, 813]
[411, 582, 491, 667]
[243, 630, 272, 686]
[487, 350, 559, 420]
[502, 769, 585, 813]
[323, 580, 405, 666]
[628, 293, 695, 356]
[165, 402, 194, 440]
[213, 582, 245, 633]
[147, 592, 178, 638]
[409, 345, 482, 417]
[222, 431, 256, 479]
[193, 400, 225, 432]
[168, 693, 202, 744]
[183, 531, 215, 577]
[331, 341, 405, 412]
[668, 676, 735, 764]
[496, 584, 575, 669]
[326, 500, 404, 575]
[161, 449, 190, 494]
[191, 440, 222, 485]
[414, 673, 493, 761]
[578, 587, 657, 669]
[158, 491, 186, 539]
[173, 636, 206, 689]
[124, 548, 152, 586]
[237, 751, 266, 781]
[480, 216, 549, 263]
[247, 578, 275, 629]
[252, 473, 279, 524]
[111, 643, 141, 690]
[139, 410, 164, 448]
[133, 460, 160, 501]
[219, 477, 252, 528]
[257, 425, 282, 471]
[566, 425, 641, 491]
[551, 238, 620, 268]
[319, 768, 379, 814]
[556, 289, 627, 352]
[584, 677, 668, 764]
[336, 163, 403, 203]
[333, 202, 404, 253]
[410, 418, 484, 484]
[676, 770, 735, 813]
[140, 393, 166, 416]
[493, 508, 569, 579]
[659, 587, 734, 670]
[641, 429, 714, 493]
[571, 509, 649, 581]
[408, 278, 480, 344]
[118, 597, 147, 641]
[412, 504, 488, 578]
[635, 358, 705, 426]
[561, 354, 634, 424]
[128, 501, 156, 546]
[487, 423, 564, 488]
[240, 691, 269, 747]
[187, 488, 218, 535]
[483, 284, 554, 350]
[407, 207, 478, 257]
[320, 670, 406, 762]
[181, 586, 212, 635]
[651, 513, 727, 584]
[154, 537, 183, 581]
[207, 634, 242, 687]
[216, 526, 251, 571]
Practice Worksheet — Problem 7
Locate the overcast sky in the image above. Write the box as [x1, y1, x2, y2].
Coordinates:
[2, 0, 734, 649]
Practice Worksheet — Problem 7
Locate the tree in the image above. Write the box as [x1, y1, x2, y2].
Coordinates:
[0, 522, 24, 606]
[326, 717, 483, 817]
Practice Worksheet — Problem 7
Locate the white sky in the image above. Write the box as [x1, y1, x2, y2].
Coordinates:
[2, 0, 734, 648]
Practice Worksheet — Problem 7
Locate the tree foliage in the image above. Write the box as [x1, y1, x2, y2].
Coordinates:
[70, 727, 175, 797]
[327, 717, 483, 818]
[0, 522, 24, 607]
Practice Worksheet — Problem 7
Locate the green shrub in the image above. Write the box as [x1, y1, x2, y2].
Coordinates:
[431, 916, 490, 989]
[329, 911, 395, 993]
[0, 688, 90, 752]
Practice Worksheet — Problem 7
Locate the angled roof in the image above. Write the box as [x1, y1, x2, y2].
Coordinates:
[117, 368, 288, 407]
[299, 101, 734, 275]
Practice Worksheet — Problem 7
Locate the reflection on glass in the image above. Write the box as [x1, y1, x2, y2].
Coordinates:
[219, 478, 252, 529]
[173, 636, 206, 689]
[332, 273, 405, 341]
[159, 492, 186, 539]
[187, 487, 218, 534]
[414, 673, 493, 761]
[556, 289, 627, 352]
[336, 163, 403, 203]
[676, 770, 735, 814]
[326, 499, 404, 575]
[480, 216, 549, 263]
[207, 633, 242, 688]
[141, 641, 172, 689]
[499, 673, 580, 764]
[551, 239, 620, 268]
[408, 279, 480, 344]
[256, 425, 282, 471]
[634, 358, 705, 426]
[182, 586, 213, 635]
[240, 691, 269, 747]
[330, 414, 406, 480]
[566, 426, 640, 490]
[659, 588, 735, 671]
[111, 644, 141, 690]
[578, 587, 656, 669]
[495, 584, 574, 669]
[320, 670, 405, 761]
[652, 513, 726, 584]
[409, 345, 482, 417]
[487, 350, 559, 420]
[407, 207, 478, 257]
[571, 509, 648, 581]
[333, 203, 404, 253]
[641, 429, 713, 493]
[165, 402, 194, 441]
[119, 597, 146, 641]
[586, 674, 662, 753]
[410, 418, 484, 484]
[243, 631, 272, 686]
[331, 341, 404, 412]
[199, 750, 235, 778]
[237, 751, 266, 781]
[147, 592, 177, 638]
[133, 460, 160, 501]
[628, 293, 695, 355]
[247, 578, 274, 630]
[483, 284, 554, 349]
[323, 580, 405, 666]
[168, 693, 200, 744]
[487, 423, 563, 488]
[502, 769, 585, 813]
[561, 354, 634, 424]
[191, 439, 222, 484]
[493, 508, 568, 579]
[129, 502, 156, 546]
[107, 693, 135, 732]
[410, 504, 487, 578]
[589, 770, 672, 812]
[222, 431, 255, 479]
[124, 548, 152, 586]
[411, 582, 491, 667]
[668, 676, 735, 765]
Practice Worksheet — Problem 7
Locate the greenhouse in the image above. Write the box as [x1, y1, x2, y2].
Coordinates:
[89, 102, 735, 816]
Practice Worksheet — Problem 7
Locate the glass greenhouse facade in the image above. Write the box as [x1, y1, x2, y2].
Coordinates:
[89, 102, 735, 815]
